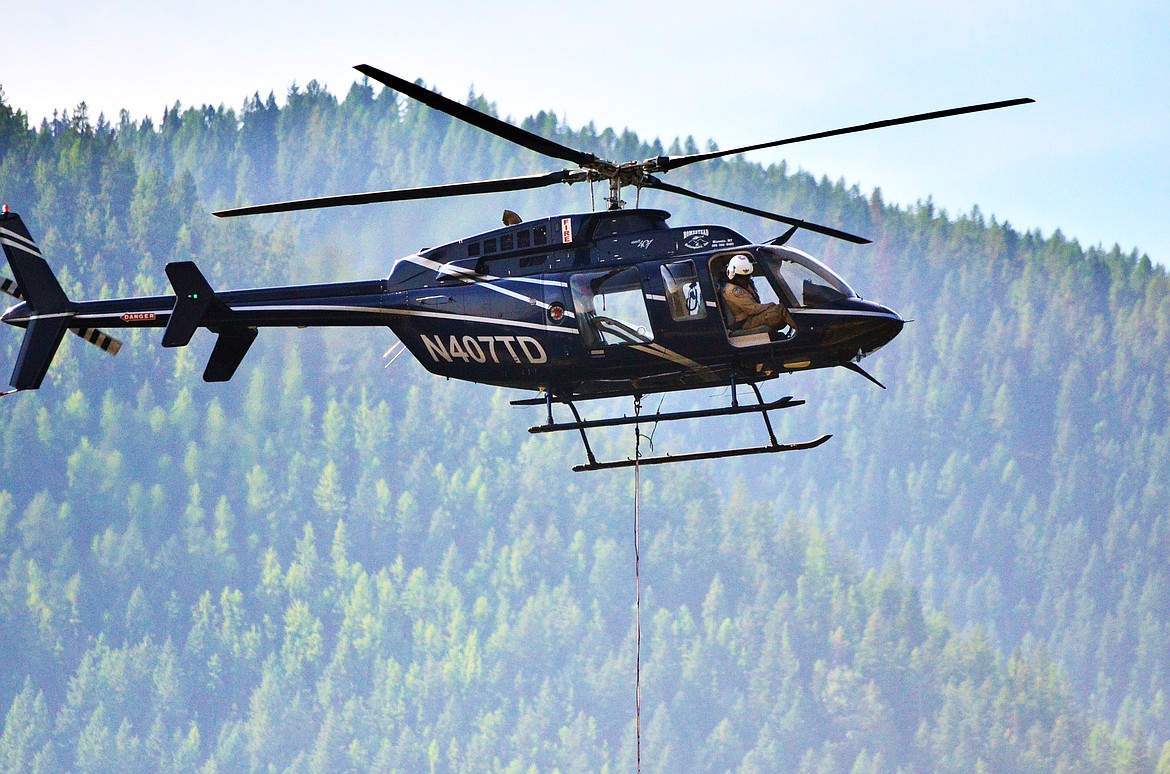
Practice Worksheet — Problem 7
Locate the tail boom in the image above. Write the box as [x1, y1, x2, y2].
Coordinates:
[3, 210, 403, 390]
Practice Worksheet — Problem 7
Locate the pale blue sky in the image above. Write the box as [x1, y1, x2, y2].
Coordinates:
[4, 1, 1167, 263]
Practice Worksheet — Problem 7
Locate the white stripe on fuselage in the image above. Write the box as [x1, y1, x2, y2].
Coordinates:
[74, 302, 582, 336]
[404, 254, 574, 317]
[790, 308, 901, 320]
[15, 311, 73, 321]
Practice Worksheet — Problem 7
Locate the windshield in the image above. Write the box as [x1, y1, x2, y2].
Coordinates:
[760, 246, 856, 308]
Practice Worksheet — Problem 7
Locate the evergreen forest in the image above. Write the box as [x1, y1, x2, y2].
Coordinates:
[1, 76, 1169, 772]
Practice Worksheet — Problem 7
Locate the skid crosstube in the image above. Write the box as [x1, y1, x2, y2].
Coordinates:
[527, 396, 805, 434]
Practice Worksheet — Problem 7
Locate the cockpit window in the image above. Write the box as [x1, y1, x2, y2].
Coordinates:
[760, 247, 855, 308]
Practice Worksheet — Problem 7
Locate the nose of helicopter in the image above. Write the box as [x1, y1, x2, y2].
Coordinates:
[820, 301, 904, 360]
[858, 305, 904, 357]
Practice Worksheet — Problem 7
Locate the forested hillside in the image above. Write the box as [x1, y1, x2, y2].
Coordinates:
[1, 79, 1169, 772]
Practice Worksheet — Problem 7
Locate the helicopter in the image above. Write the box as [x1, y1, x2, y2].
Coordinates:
[1, 64, 1032, 470]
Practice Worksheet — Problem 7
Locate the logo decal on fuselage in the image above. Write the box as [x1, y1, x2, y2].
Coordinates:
[419, 334, 548, 365]
[682, 228, 710, 250]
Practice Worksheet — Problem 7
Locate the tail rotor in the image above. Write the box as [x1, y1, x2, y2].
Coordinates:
[1, 271, 122, 357]
[1, 210, 123, 392]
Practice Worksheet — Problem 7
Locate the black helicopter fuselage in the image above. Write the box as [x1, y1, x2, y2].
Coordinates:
[2, 208, 901, 397]
[389, 208, 902, 398]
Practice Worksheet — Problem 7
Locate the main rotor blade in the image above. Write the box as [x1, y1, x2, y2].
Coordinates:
[657, 97, 1035, 172]
[213, 170, 580, 218]
[355, 64, 598, 168]
[643, 176, 870, 244]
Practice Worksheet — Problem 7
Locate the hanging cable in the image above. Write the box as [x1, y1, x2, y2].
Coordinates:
[645, 393, 666, 449]
[633, 394, 643, 774]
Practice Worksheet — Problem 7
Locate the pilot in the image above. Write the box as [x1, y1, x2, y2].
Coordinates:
[722, 254, 795, 333]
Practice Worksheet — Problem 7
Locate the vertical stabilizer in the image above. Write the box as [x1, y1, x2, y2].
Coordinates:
[0, 213, 68, 313]
[1, 211, 73, 390]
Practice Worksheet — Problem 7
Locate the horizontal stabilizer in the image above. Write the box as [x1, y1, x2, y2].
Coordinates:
[204, 327, 257, 382]
[163, 262, 258, 381]
[163, 261, 224, 347]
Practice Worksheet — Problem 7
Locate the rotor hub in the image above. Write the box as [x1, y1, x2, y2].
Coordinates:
[582, 161, 652, 210]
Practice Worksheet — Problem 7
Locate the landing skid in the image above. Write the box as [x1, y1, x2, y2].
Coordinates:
[517, 381, 832, 472]
[569, 435, 831, 472]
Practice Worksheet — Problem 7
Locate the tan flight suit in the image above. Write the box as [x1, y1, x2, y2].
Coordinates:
[722, 279, 795, 331]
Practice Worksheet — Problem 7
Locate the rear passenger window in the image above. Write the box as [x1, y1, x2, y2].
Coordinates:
[660, 260, 706, 321]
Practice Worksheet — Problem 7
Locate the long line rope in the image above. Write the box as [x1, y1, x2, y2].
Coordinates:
[633, 395, 643, 774]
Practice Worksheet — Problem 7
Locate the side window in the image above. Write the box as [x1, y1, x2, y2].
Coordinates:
[660, 260, 706, 321]
[571, 267, 654, 346]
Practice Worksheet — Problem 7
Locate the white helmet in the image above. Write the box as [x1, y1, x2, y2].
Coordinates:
[726, 254, 754, 280]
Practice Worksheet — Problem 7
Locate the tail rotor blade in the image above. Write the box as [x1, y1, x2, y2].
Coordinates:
[1, 276, 20, 299]
[71, 327, 122, 356]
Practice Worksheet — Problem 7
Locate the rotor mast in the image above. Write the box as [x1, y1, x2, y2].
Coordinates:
[607, 176, 625, 211]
